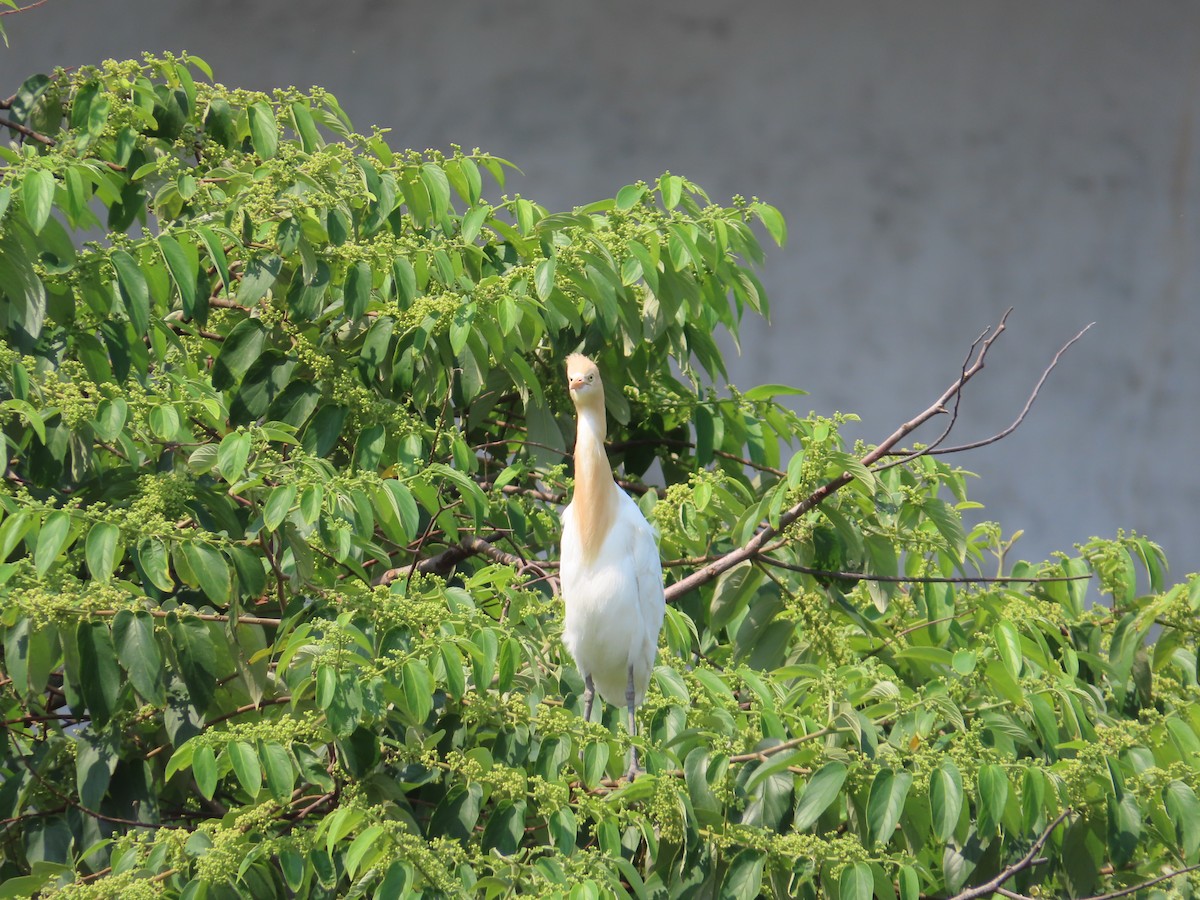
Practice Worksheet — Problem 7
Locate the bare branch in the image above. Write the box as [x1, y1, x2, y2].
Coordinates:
[947, 808, 1072, 900]
[0, 0, 51, 15]
[375, 531, 557, 590]
[0, 114, 54, 146]
[884, 321, 1095, 463]
[1075, 865, 1200, 900]
[757, 554, 1092, 585]
[667, 312, 1012, 602]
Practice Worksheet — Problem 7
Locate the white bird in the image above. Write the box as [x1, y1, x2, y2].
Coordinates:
[559, 353, 665, 780]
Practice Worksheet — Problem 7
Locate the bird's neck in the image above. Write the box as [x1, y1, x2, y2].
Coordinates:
[572, 403, 619, 564]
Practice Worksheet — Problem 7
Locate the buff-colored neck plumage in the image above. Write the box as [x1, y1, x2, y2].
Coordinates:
[566, 354, 620, 565]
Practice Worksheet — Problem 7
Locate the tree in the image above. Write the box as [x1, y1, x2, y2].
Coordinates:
[1, 54, 1198, 899]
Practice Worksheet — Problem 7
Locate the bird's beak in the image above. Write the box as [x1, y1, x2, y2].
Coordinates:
[569, 376, 585, 391]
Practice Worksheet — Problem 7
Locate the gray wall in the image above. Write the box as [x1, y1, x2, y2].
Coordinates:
[5, 1, 1199, 575]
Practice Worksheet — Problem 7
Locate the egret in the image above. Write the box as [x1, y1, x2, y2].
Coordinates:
[559, 353, 665, 780]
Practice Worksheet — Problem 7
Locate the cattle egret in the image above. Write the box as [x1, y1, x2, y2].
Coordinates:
[560, 353, 665, 780]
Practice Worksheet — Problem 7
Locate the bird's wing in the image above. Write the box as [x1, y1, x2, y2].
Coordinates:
[625, 495, 666, 627]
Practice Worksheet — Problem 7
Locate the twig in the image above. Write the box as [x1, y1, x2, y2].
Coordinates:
[882, 321, 1095, 463]
[203, 696, 292, 728]
[873, 322, 993, 471]
[1071, 864, 1200, 900]
[0, 115, 54, 146]
[757, 554, 1093, 585]
[664, 312, 1088, 604]
[947, 808, 1072, 900]
[90, 608, 282, 627]
[7, 731, 153, 828]
[375, 531, 555, 586]
[665, 314, 1011, 602]
[0, 0, 51, 15]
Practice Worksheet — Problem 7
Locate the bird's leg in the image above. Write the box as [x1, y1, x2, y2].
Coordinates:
[625, 665, 640, 781]
[583, 673, 595, 723]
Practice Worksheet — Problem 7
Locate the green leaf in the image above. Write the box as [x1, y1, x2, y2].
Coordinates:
[742, 383, 808, 402]
[344, 260, 371, 320]
[353, 423, 386, 472]
[976, 764, 1009, 835]
[23, 169, 54, 234]
[74, 727, 118, 811]
[136, 537, 175, 592]
[428, 781, 483, 844]
[192, 744, 218, 799]
[866, 769, 912, 847]
[182, 542, 232, 605]
[793, 762, 847, 830]
[112, 609, 165, 705]
[752, 201, 787, 246]
[0, 230, 46, 341]
[195, 225, 232, 296]
[994, 620, 1023, 677]
[217, 430, 252, 484]
[226, 740, 263, 797]
[684, 748, 723, 826]
[659, 174, 683, 209]
[710, 561, 763, 632]
[1107, 792, 1141, 867]
[4, 616, 55, 698]
[264, 483, 297, 532]
[76, 620, 122, 728]
[461, 203, 490, 243]
[0, 511, 32, 562]
[535, 257, 556, 302]
[93, 398, 128, 442]
[929, 759, 964, 842]
[1165, 780, 1200, 857]
[381, 480, 419, 540]
[212, 318, 267, 389]
[111, 249, 150, 337]
[421, 163, 452, 218]
[35, 509, 72, 575]
[481, 800, 526, 857]
[838, 862, 873, 900]
[258, 740, 295, 803]
[721, 848, 766, 900]
[615, 183, 646, 211]
[169, 616, 218, 712]
[345, 824, 385, 878]
[376, 861, 412, 900]
[237, 254, 282, 306]
[247, 101, 279, 159]
[158, 233, 197, 313]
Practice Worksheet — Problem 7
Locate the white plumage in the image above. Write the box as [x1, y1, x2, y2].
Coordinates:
[559, 353, 665, 779]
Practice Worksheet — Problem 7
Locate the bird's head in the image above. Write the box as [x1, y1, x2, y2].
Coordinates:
[566, 353, 604, 410]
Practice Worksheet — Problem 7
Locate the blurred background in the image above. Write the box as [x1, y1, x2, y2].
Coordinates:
[4, 1, 1198, 574]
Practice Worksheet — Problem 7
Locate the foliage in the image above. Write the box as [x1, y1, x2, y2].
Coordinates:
[0, 54, 1198, 899]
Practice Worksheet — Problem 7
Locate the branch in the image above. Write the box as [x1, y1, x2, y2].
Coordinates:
[374, 531, 558, 587]
[883, 321, 1094, 462]
[947, 808, 1072, 900]
[0, 0, 51, 15]
[757, 554, 1093, 585]
[90, 608, 282, 627]
[1072, 864, 1200, 900]
[667, 314, 1099, 602]
[0, 114, 54, 146]
[664, 312, 1088, 603]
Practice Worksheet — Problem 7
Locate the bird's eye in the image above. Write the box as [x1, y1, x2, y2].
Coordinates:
[587, 374, 595, 382]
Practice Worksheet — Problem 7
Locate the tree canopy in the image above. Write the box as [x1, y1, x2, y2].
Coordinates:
[0, 54, 1198, 899]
